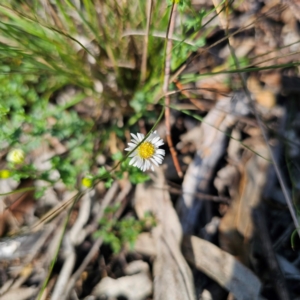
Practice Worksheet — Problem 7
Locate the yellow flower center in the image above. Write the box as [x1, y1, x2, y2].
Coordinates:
[138, 142, 155, 159]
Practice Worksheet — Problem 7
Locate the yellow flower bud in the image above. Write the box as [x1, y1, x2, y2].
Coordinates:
[81, 176, 93, 188]
[7, 149, 25, 164]
[0, 169, 11, 179]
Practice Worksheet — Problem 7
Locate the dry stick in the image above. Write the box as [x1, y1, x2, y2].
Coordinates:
[50, 235, 76, 300]
[141, 0, 153, 83]
[213, 0, 300, 238]
[63, 181, 131, 298]
[163, 3, 183, 178]
[51, 192, 94, 299]
[153, 184, 230, 203]
[62, 237, 103, 299]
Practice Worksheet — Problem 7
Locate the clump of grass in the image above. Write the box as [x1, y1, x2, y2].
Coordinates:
[0, 0, 171, 187]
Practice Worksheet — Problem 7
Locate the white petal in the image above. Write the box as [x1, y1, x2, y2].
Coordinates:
[134, 157, 141, 168]
[137, 158, 143, 168]
[125, 144, 136, 151]
[155, 140, 164, 147]
[130, 133, 139, 141]
[128, 142, 137, 147]
[150, 131, 158, 137]
[156, 155, 164, 161]
[143, 160, 149, 171]
[130, 138, 139, 145]
[150, 157, 159, 166]
[137, 133, 144, 141]
[153, 157, 163, 164]
[142, 160, 147, 171]
[129, 151, 137, 157]
[129, 157, 137, 165]
[132, 157, 139, 166]
[151, 136, 160, 144]
[156, 149, 165, 155]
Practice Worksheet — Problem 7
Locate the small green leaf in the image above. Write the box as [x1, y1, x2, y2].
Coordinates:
[0, 104, 9, 116]
[129, 172, 150, 184]
[112, 151, 123, 161]
[104, 178, 114, 188]
[98, 166, 108, 177]
[34, 187, 47, 199]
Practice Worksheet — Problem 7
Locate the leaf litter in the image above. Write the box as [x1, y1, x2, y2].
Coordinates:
[1, 1, 300, 300]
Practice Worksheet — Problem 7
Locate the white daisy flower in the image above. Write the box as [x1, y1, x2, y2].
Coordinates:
[125, 131, 165, 172]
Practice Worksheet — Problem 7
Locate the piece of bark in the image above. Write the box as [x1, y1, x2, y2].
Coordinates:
[0, 287, 38, 300]
[132, 232, 156, 257]
[177, 94, 250, 235]
[218, 139, 270, 266]
[282, 0, 300, 21]
[134, 168, 195, 300]
[0, 225, 53, 261]
[92, 261, 152, 300]
[182, 235, 262, 300]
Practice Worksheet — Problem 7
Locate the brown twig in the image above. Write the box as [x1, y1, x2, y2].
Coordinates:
[153, 184, 230, 204]
[173, 79, 207, 111]
[163, 3, 182, 178]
